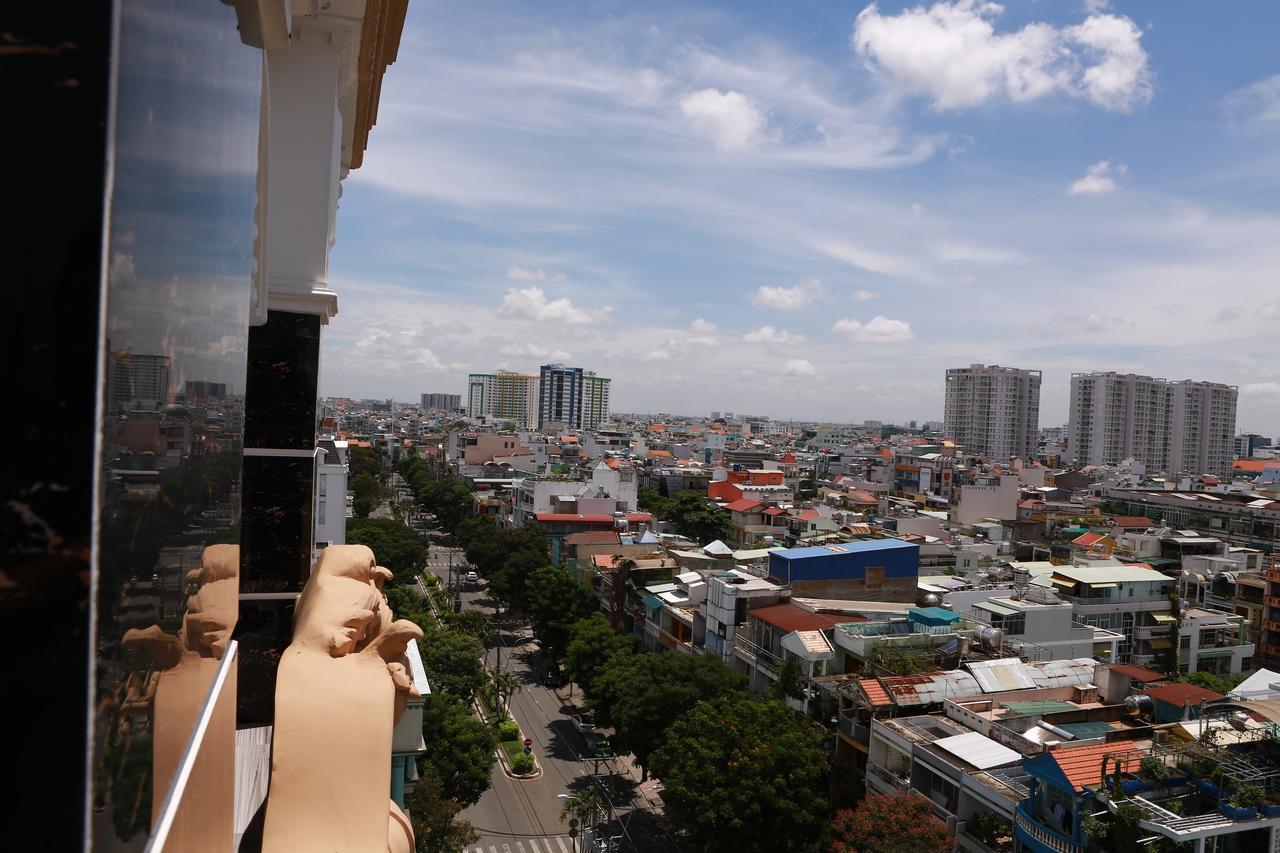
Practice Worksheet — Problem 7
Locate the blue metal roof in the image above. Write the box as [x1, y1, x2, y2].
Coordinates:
[773, 539, 917, 560]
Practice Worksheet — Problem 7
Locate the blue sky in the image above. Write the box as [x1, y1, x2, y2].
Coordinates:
[323, 0, 1280, 435]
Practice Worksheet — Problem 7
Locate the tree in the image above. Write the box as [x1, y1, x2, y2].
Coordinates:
[351, 471, 384, 518]
[664, 491, 731, 544]
[1181, 670, 1246, 696]
[558, 789, 605, 831]
[417, 628, 486, 703]
[441, 609, 494, 647]
[650, 695, 829, 853]
[585, 648, 642, 730]
[637, 486, 670, 516]
[418, 695, 497, 808]
[769, 657, 807, 703]
[565, 615, 637, 696]
[829, 794, 953, 853]
[525, 564, 596, 661]
[346, 517, 428, 585]
[489, 669, 523, 720]
[432, 480, 474, 533]
[610, 652, 747, 777]
[404, 776, 478, 853]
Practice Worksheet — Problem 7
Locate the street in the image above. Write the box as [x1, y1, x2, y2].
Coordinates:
[423, 547, 678, 853]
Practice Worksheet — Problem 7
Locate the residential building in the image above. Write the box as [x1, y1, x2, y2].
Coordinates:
[581, 371, 612, 430]
[538, 363, 584, 429]
[1168, 380, 1238, 478]
[1068, 372, 1171, 469]
[314, 437, 349, 558]
[107, 349, 173, 410]
[954, 473, 1021, 525]
[466, 370, 539, 428]
[420, 392, 461, 411]
[944, 364, 1041, 460]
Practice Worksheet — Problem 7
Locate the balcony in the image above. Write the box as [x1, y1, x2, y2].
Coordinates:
[1014, 807, 1083, 853]
[837, 710, 871, 745]
[865, 762, 909, 792]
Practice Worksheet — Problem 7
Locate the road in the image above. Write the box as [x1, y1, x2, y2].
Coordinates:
[423, 547, 677, 853]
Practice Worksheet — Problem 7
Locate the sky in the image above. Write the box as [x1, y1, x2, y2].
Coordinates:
[322, 0, 1280, 435]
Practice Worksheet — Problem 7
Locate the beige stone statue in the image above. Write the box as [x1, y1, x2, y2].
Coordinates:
[121, 543, 241, 851]
[261, 544, 423, 853]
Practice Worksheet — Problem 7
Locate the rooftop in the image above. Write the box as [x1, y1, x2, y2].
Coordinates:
[774, 539, 917, 560]
[747, 602, 849, 633]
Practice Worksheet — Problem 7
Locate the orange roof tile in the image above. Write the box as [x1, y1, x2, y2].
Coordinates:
[1145, 682, 1224, 707]
[1050, 741, 1142, 792]
[860, 678, 891, 706]
[1235, 459, 1277, 473]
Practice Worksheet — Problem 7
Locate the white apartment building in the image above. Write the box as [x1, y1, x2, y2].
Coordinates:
[944, 364, 1041, 460]
[466, 371, 539, 429]
[314, 437, 349, 561]
[581, 371, 611, 431]
[1068, 372, 1237, 477]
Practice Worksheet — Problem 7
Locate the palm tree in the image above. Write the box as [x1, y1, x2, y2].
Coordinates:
[492, 669, 522, 719]
[559, 790, 605, 842]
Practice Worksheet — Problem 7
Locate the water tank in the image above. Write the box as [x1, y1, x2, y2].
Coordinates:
[921, 593, 941, 608]
[975, 626, 1004, 650]
[1124, 695, 1153, 714]
[762, 535, 774, 547]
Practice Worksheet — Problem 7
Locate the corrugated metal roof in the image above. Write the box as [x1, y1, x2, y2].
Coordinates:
[1001, 700, 1079, 718]
[968, 658, 1037, 692]
[748, 603, 848, 633]
[933, 731, 1022, 770]
[1106, 663, 1167, 683]
[1027, 658, 1098, 688]
[881, 671, 981, 705]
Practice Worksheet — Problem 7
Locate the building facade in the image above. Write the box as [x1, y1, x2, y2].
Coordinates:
[420, 392, 461, 411]
[944, 364, 1041, 460]
[1069, 372, 1238, 476]
[466, 370, 539, 428]
[538, 363, 584, 429]
[581, 371, 611, 430]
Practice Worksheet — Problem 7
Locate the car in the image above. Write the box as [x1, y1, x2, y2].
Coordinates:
[464, 571, 480, 585]
[571, 713, 595, 734]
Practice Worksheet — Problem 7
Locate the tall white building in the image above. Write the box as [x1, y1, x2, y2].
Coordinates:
[943, 364, 1041, 460]
[1068, 372, 1237, 477]
[538, 363, 584, 429]
[1168, 380, 1238, 478]
[466, 371, 538, 429]
[581, 371, 611, 430]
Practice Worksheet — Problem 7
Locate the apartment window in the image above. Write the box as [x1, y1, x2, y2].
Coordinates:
[317, 499, 326, 525]
[318, 475, 327, 497]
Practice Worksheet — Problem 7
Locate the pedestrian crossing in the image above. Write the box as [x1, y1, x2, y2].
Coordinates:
[467, 836, 574, 853]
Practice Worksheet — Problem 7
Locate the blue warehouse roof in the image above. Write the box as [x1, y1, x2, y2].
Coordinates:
[773, 539, 918, 560]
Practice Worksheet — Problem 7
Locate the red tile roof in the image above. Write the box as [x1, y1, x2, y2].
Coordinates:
[860, 678, 891, 706]
[1235, 459, 1279, 473]
[1072, 532, 1111, 547]
[724, 498, 763, 513]
[1050, 741, 1142, 792]
[1108, 515, 1154, 528]
[747, 603, 846, 633]
[796, 509, 820, 521]
[1106, 663, 1168, 683]
[563, 531, 622, 546]
[762, 507, 787, 516]
[1146, 682, 1225, 707]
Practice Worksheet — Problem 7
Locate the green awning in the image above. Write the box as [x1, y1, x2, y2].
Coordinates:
[642, 594, 663, 610]
[975, 600, 1019, 617]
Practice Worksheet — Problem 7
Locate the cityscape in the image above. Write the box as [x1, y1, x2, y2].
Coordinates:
[10, 2, 1280, 853]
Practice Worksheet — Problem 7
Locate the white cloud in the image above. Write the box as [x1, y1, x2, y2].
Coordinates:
[690, 318, 718, 334]
[1242, 382, 1280, 398]
[499, 342, 572, 361]
[506, 265, 567, 282]
[1066, 13, 1154, 112]
[679, 88, 767, 150]
[499, 286, 612, 325]
[833, 315, 915, 342]
[749, 279, 825, 310]
[854, 289, 878, 302]
[743, 325, 805, 345]
[1068, 160, 1125, 195]
[784, 359, 817, 376]
[638, 349, 673, 362]
[852, 2, 1152, 112]
[1227, 74, 1280, 123]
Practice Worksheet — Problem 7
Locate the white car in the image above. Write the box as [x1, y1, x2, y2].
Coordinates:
[464, 571, 480, 585]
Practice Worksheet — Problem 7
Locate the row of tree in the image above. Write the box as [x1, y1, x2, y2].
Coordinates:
[562, 614, 831, 852]
[398, 452, 475, 532]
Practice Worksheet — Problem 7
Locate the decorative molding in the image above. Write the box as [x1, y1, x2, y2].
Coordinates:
[267, 277, 338, 322]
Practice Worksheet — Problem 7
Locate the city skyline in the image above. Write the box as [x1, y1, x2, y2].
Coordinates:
[320, 0, 1280, 433]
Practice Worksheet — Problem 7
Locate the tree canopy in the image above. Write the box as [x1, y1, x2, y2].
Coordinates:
[418, 694, 497, 808]
[346, 517, 427, 585]
[524, 564, 596, 661]
[458, 520, 549, 611]
[564, 615, 637, 696]
[417, 626, 487, 703]
[606, 651, 747, 775]
[650, 694, 830, 853]
[404, 776, 478, 853]
[829, 794, 953, 853]
[350, 471, 385, 518]
[1180, 670, 1248, 696]
[663, 490, 731, 544]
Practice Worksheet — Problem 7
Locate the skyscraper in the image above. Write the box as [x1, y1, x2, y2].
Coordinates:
[466, 371, 538, 428]
[581, 371, 611, 430]
[943, 364, 1041, 459]
[1068, 372, 1237, 477]
[538, 363, 584, 428]
[420, 392, 461, 411]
